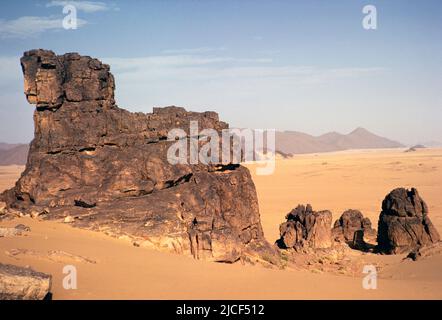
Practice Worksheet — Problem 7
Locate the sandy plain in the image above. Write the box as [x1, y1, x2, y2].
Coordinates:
[1, 148, 441, 299]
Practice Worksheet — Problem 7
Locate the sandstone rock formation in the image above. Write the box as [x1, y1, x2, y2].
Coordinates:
[332, 209, 377, 246]
[277, 204, 332, 250]
[377, 188, 440, 254]
[0, 49, 275, 263]
[0, 263, 52, 300]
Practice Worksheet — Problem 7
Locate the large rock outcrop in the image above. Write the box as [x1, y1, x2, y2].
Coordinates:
[0, 49, 274, 263]
[377, 188, 440, 254]
[277, 204, 332, 250]
[332, 209, 377, 246]
[0, 263, 52, 300]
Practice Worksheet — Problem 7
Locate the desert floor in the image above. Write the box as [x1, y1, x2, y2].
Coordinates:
[1, 148, 442, 299]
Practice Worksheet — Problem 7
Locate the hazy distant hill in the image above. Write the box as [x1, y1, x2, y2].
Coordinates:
[0, 143, 23, 151]
[0, 144, 29, 165]
[419, 140, 442, 147]
[276, 127, 404, 154]
[0, 128, 403, 165]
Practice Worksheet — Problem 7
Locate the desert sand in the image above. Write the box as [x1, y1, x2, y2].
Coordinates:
[1, 148, 442, 299]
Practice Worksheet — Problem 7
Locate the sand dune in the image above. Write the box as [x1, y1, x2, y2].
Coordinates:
[1, 148, 442, 299]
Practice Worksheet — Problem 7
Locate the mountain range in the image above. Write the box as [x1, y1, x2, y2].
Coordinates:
[0, 127, 407, 165]
[0, 143, 29, 165]
[275, 127, 404, 155]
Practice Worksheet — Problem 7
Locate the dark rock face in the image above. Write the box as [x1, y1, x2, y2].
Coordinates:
[1, 49, 274, 263]
[277, 204, 332, 250]
[332, 209, 377, 246]
[0, 263, 52, 300]
[377, 188, 440, 254]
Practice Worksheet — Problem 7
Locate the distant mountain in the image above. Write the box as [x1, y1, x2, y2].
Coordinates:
[0, 128, 405, 165]
[0, 144, 29, 165]
[276, 127, 404, 155]
[418, 140, 442, 147]
[0, 143, 23, 151]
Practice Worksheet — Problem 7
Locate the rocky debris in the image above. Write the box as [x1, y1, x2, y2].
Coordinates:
[277, 204, 332, 250]
[406, 242, 442, 261]
[0, 224, 31, 237]
[0, 49, 276, 264]
[0, 263, 52, 300]
[332, 209, 377, 248]
[14, 224, 31, 232]
[30, 207, 49, 219]
[279, 245, 380, 277]
[63, 216, 75, 223]
[377, 188, 440, 254]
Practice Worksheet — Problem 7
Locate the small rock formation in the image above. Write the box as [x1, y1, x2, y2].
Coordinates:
[377, 188, 440, 254]
[332, 209, 377, 248]
[0, 263, 52, 300]
[406, 242, 442, 261]
[0, 49, 275, 263]
[0, 224, 31, 237]
[277, 204, 332, 250]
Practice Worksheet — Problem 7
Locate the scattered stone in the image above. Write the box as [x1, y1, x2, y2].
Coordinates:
[0, 49, 276, 264]
[63, 216, 75, 223]
[277, 204, 332, 250]
[377, 188, 440, 254]
[0, 224, 30, 237]
[332, 209, 377, 247]
[0, 263, 52, 300]
[30, 207, 49, 219]
[15, 224, 31, 232]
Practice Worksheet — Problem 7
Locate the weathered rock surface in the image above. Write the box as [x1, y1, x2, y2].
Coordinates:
[332, 209, 377, 247]
[0, 263, 51, 300]
[377, 188, 440, 254]
[406, 242, 442, 261]
[0, 49, 274, 263]
[277, 204, 332, 250]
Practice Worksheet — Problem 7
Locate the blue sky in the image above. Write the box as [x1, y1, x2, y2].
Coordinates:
[0, 0, 441, 144]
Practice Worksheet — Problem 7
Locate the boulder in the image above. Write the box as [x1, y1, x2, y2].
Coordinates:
[0, 49, 275, 263]
[0, 263, 51, 300]
[377, 188, 440, 254]
[332, 209, 377, 245]
[277, 204, 332, 250]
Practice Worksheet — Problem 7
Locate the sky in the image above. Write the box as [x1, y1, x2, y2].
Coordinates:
[0, 0, 441, 145]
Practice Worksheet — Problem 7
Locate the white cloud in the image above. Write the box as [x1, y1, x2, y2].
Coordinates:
[103, 54, 383, 84]
[46, 1, 117, 13]
[0, 16, 86, 38]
